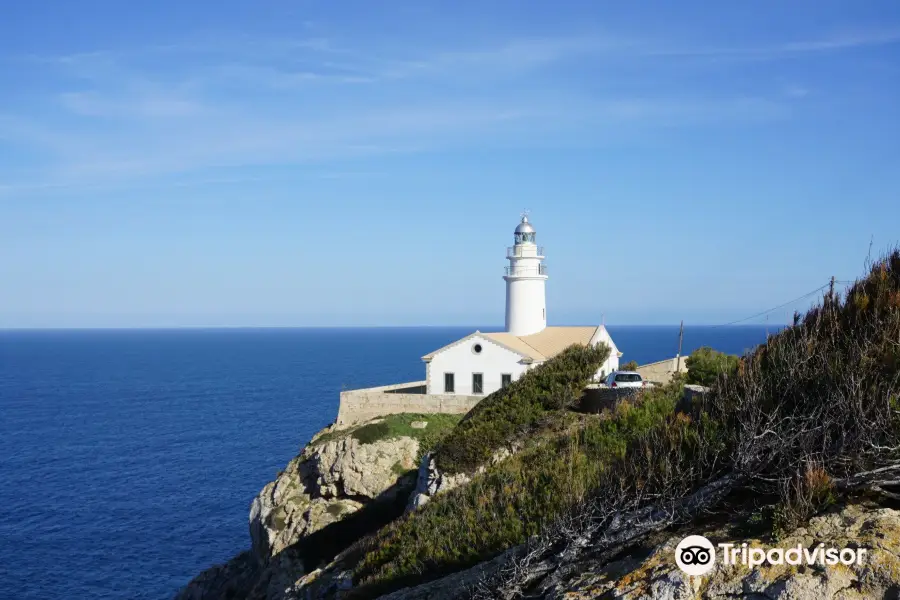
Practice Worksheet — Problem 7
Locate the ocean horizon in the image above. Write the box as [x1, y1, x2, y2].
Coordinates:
[0, 325, 776, 599]
[0, 324, 790, 330]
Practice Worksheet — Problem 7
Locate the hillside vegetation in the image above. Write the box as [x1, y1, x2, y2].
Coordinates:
[332, 250, 900, 599]
[471, 249, 900, 597]
[349, 382, 684, 597]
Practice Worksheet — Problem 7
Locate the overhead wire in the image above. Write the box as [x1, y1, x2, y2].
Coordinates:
[710, 282, 833, 328]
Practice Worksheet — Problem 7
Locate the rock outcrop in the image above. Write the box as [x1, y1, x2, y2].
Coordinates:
[407, 444, 520, 511]
[178, 419, 422, 600]
[550, 502, 900, 599]
[407, 454, 472, 510]
[250, 429, 419, 560]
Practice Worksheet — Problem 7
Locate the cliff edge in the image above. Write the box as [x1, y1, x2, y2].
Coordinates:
[177, 413, 461, 600]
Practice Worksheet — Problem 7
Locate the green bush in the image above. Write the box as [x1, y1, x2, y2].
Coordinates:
[620, 360, 639, 371]
[434, 343, 610, 474]
[685, 346, 740, 386]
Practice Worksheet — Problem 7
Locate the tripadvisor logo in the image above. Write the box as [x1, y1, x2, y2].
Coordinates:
[674, 535, 868, 576]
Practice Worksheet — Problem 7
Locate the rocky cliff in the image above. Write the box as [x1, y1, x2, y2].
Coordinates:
[250, 431, 419, 559]
[178, 408, 900, 600]
[177, 415, 449, 600]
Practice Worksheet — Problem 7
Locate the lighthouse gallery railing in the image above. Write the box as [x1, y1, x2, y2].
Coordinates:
[507, 246, 544, 258]
[504, 265, 548, 276]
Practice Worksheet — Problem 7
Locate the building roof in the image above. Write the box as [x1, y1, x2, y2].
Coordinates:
[485, 326, 599, 361]
[422, 326, 609, 362]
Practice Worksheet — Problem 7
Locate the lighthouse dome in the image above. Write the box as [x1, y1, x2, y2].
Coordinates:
[514, 216, 536, 234]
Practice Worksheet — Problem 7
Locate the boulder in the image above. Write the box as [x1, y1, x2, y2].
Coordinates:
[250, 430, 419, 560]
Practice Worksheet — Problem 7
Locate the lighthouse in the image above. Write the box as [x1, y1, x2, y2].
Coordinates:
[418, 212, 621, 397]
[504, 214, 548, 336]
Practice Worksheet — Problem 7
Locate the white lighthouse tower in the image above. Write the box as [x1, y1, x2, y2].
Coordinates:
[504, 213, 548, 336]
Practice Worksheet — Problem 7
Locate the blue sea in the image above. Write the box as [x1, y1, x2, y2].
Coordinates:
[0, 326, 774, 600]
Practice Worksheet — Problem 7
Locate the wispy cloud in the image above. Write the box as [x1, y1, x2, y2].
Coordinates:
[59, 90, 203, 118]
[783, 84, 810, 98]
[780, 28, 900, 52]
[640, 27, 900, 62]
[1, 23, 896, 192]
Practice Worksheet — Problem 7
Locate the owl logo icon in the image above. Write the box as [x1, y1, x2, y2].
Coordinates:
[675, 535, 716, 576]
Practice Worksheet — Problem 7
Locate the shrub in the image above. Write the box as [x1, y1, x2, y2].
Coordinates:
[434, 343, 610, 474]
[772, 462, 836, 538]
[621, 360, 639, 371]
[685, 346, 740, 386]
[706, 250, 900, 491]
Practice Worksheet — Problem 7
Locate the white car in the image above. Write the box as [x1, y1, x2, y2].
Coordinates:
[604, 371, 645, 389]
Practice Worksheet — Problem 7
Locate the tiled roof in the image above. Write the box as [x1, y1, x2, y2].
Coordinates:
[485, 326, 599, 361]
[423, 326, 603, 362]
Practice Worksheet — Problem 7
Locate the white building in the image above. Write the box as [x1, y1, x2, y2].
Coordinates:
[422, 215, 621, 396]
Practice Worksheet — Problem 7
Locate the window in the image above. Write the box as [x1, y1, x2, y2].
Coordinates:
[472, 343, 483, 354]
[501, 373, 512, 388]
[614, 373, 642, 383]
[472, 373, 483, 394]
[444, 372, 455, 393]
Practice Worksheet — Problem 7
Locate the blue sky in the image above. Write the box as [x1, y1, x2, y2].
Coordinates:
[1, 0, 899, 327]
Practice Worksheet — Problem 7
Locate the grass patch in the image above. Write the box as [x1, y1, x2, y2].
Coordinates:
[351, 413, 462, 462]
[349, 381, 685, 595]
[310, 414, 462, 461]
[308, 427, 347, 447]
[434, 343, 610, 474]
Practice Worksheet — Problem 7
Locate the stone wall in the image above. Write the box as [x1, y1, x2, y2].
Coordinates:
[635, 356, 688, 384]
[576, 385, 639, 414]
[336, 381, 481, 429]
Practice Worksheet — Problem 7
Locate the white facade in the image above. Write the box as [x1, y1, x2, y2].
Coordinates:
[425, 333, 532, 395]
[504, 216, 547, 336]
[423, 326, 621, 396]
[589, 326, 621, 379]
